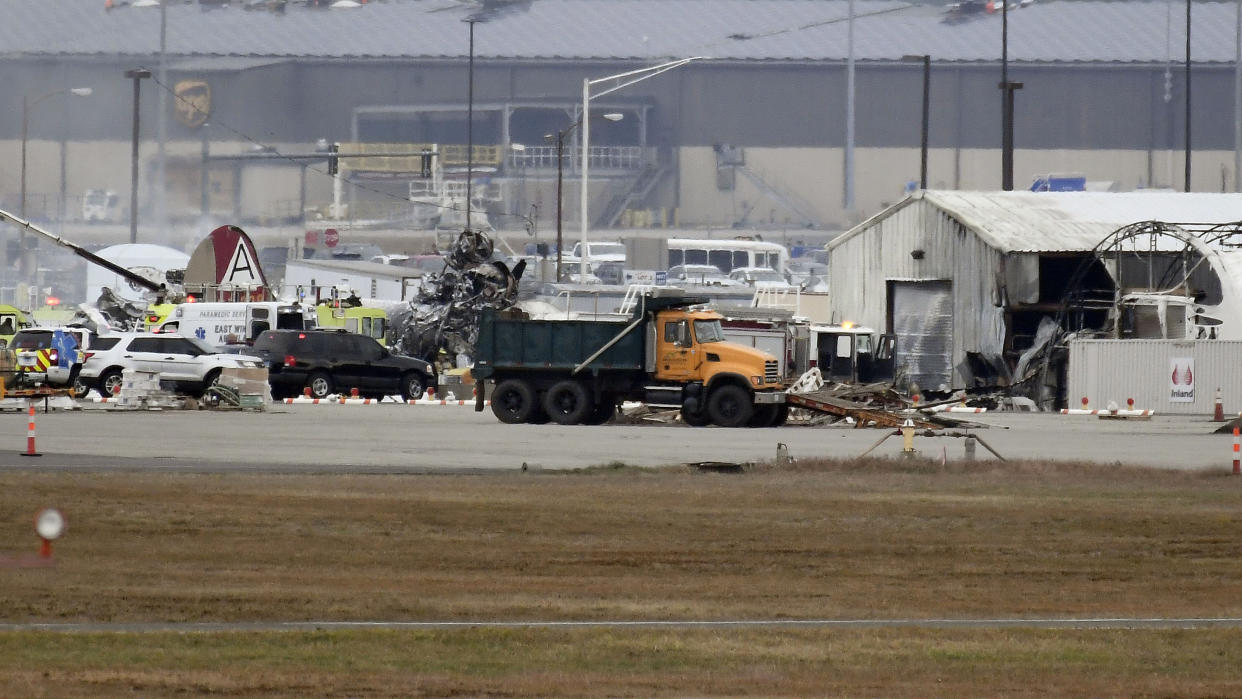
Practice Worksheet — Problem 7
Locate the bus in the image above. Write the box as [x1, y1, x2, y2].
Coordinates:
[666, 238, 789, 274]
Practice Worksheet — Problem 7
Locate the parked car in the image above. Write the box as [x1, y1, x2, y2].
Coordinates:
[667, 264, 741, 287]
[80, 332, 266, 398]
[250, 329, 435, 400]
[728, 266, 796, 290]
[9, 326, 103, 395]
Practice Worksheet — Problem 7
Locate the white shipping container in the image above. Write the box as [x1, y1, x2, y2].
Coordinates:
[1067, 339, 1242, 415]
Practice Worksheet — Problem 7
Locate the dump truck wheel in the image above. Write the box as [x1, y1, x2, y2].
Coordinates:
[308, 371, 333, 399]
[582, 396, 617, 425]
[747, 403, 781, 427]
[544, 380, 592, 425]
[526, 401, 551, 424]
[491, 379, 537, 424]
[680, 405, 711, 427]
[708, 385, 754, 428]
[771, 403, 790, 427]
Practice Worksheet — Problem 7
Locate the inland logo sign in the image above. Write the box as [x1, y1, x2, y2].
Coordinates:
[1169, 357, 1195, 403]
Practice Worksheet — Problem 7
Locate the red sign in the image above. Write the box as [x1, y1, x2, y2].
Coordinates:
[324, 228, 339, 248]
[305, 230, 319, 245]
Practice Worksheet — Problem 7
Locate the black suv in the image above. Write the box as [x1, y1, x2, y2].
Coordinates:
[251, 329, 434, 400]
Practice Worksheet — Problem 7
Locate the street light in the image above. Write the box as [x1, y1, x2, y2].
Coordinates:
[125, 68, 152, 244]
[902, 55, 931, 190]
[18, 86, 92, 277]
[579, 57, 707, 278]
[998, 0, 1023, 191]
[547, 113, 622, 281]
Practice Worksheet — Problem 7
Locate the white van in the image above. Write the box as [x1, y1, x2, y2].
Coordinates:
[155, 301, 317, 347]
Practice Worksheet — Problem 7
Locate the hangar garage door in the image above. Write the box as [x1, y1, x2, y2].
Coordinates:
[891, 280, 953, 393]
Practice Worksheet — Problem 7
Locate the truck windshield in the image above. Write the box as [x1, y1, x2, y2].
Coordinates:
[693, 320, 725, 343]
[856, 333, 872, 355]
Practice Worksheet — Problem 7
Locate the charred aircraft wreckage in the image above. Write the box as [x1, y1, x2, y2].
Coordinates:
[387, 229, 526, 363]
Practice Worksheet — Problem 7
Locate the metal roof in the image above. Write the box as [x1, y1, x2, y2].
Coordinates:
[1, 0, 1238, 64]
[832, 190, 1242, 254]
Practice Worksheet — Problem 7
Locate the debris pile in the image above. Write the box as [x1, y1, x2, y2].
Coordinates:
[389, 229, 526, 363]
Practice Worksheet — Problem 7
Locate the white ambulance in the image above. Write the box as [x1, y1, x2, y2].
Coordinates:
[155, 301, 318, 347]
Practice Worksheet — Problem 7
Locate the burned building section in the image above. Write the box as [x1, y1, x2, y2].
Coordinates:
[827, 191, 1242, 409]
[1022, 220, 1242, 407]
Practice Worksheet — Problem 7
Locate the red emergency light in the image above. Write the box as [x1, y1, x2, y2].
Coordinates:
[45, 297, 60, 306]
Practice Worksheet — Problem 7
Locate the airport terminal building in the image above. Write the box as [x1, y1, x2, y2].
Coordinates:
[1, 0, 1240, 241]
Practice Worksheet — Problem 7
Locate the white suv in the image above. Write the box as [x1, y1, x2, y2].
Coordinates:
[80, 332, 265, 398]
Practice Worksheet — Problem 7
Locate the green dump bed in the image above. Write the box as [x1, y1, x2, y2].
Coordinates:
[473, 311, 645, 380]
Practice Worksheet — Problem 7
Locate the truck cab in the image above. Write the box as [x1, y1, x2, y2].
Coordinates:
[652, 306, 786, 426]
[809, 322, 896, 384]
[0, 305, 33, 349]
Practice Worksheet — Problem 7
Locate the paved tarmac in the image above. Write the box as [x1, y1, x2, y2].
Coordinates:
[0, 402, 1235, 472]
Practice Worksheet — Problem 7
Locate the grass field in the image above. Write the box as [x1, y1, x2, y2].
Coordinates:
[1, 458, 1241, 696]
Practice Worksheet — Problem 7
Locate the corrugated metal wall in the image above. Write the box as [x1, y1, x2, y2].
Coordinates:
[1068, 339, 1242, 414]
[828, 199, 1006, 389]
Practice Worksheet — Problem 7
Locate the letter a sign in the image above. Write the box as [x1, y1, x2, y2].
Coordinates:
[225, 240, 262, 285]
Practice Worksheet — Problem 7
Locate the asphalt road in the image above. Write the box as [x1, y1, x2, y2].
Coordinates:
[0, 402, 1235, 472]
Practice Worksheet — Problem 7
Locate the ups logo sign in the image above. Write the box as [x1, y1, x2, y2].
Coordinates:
[174, 79, 211, 129]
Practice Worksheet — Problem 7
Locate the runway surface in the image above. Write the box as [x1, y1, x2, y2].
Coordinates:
[0, 403, 1234, 472]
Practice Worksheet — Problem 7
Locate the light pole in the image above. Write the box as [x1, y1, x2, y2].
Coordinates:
[999, 0, 1022, 191]
[19, 86, 92, 277]
[1184, 0, 1192, 192]
[125, 68, 152, 244]
[549, 113, 622, 281]
[902, 54, 931, 190]
[464, 18, 477, 232]
[579, 57, 706, 278]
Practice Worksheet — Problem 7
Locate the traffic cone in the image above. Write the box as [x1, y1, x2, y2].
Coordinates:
[21, 401, 40, 457]
[1214, 388, 1225, 422]
[1233, 424, 1240, 475]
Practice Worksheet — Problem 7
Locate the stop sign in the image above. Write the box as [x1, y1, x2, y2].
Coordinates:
[324, 228, 339, 248]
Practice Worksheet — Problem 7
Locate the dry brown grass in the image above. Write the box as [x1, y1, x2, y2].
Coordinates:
[0, 459, 1240, 695]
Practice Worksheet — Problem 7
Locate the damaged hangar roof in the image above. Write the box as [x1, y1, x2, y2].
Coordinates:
[833, 191, 1242, 254]
[0, 0, 1239, 64]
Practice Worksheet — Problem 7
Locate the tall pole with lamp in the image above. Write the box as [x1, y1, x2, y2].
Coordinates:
[550, 113, 621, 281]
[902, 54, 931, 190]
[464, 18, 477, 232]
[19, 86, 93, 277]
[999, 0, 1023, 190]
[125, 69, 152, 244]
[579, 57, 706, 279]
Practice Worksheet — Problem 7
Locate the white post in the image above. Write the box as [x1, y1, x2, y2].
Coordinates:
[580, 77, 591, 279]
[332, 171, 343, 219]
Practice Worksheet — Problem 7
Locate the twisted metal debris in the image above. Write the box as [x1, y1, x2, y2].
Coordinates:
[388, 229, 526, 363]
